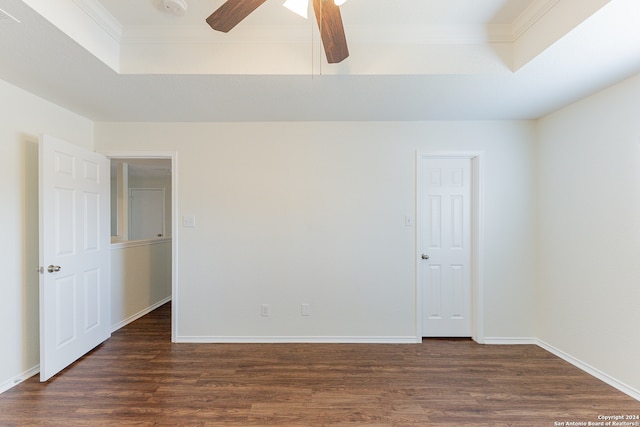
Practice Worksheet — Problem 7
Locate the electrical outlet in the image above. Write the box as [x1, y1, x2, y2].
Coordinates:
[301, 304, 311, 316]
[261, 304, 270, 317]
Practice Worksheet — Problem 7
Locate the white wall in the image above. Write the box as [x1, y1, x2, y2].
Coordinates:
[0, 79, 94, 392]
[5, 60, 636, 396]
[111, 239, 172, 330]
[95, 121, 537, 342]
[537, 74, 640, 391]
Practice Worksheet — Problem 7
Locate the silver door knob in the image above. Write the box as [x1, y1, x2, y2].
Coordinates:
[47, 265, 61, 273]
[421, 254, 429, 260]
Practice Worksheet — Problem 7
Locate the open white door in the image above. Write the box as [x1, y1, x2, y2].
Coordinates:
[39, 135, 111, 381]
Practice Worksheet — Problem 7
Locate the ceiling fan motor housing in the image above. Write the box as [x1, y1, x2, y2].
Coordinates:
[163, 0, 188, 16]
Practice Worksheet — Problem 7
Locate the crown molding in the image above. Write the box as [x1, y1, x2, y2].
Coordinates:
[486, 0, 562, 43]
[511, 0, 561, 41]
[120, 24, 496, 46]
[72, 0, 122, 42]
[70, 0, 568, 48]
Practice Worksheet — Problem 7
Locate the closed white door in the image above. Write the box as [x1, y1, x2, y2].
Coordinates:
[129, 188, 165, 240]
[39, 135, 111, 381]
[419, 157, 472, 337]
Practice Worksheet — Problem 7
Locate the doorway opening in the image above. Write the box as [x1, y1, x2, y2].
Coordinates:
[416, 152, 484, 343]
[107, 153, 177, 342]
[110, 158, 172, 242]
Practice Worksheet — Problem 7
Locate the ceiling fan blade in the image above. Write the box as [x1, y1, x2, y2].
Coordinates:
[312, 0, 349, 63]
[206, 0, 268, 33]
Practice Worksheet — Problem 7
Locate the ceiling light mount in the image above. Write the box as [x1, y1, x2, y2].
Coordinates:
[163, 0, 188, 17]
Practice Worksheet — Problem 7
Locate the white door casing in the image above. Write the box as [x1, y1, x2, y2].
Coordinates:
[39, 135, 111, 381]
[418, 155, 479, 338]
[103, 151, 178, 343]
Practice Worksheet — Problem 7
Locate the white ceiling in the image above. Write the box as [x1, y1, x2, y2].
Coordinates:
[1, 0, 640, 122]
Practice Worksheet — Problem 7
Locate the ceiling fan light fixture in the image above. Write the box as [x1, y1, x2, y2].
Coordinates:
[163, 0, 188, 16]
[283, 0, 309, 19]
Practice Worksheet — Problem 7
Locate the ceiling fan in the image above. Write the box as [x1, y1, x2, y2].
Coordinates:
[206, 0, 349, 63]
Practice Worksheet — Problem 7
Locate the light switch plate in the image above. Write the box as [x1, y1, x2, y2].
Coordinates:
[261, 304, 270, 317]
[183, 215, 196, 228]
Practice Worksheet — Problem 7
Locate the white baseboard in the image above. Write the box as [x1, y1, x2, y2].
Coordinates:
[536, 339, 640, 402]
[0, 365, 39, 395]
[483, 337, 537, 345]
[175, 336, 420, 344]
[110, 296, 171, 333]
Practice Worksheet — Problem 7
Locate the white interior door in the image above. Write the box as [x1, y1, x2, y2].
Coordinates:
[419, 157, 472, 337]
[129, 188, 165, 240]
[39, 135, 111, 381]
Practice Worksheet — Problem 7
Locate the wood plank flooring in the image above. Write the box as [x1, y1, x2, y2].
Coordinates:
[1, 303, 638, 426]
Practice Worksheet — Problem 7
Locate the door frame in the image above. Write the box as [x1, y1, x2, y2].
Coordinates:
[416, 151, 484, 343]
[102, 151, 178, 342]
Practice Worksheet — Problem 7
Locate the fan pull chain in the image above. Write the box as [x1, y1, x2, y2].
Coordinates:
[318, 0, 322, 75]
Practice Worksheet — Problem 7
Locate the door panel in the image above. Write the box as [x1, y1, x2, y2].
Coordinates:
[425, 265, 442, 320]
[84, 268, 101, 330]
[40, 135, 111, 381]
[55, 276, 76, 346]
[84, 192, 100, 251]
[420, 158, 472, 337]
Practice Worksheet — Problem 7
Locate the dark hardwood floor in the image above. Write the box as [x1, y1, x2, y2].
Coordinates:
[1, 303, 638, 426]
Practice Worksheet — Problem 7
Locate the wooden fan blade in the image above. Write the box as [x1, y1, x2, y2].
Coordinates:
[312, 0, 349, 63]
[206, 0, 268, 33]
